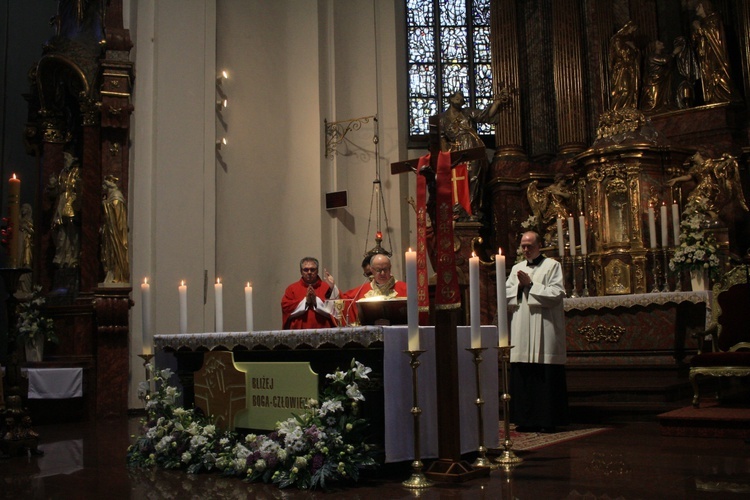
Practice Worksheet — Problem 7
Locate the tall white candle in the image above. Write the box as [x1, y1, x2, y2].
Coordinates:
[579, 213, 588, 255]
[495, 248, 508, 347]
[648, 206, 657, 249]
[671, 201, 680, 245]
[245, 282, 254, 332]
[469, 253, 481, 348]
[567, 215, 576, 257]
[214, 278, 223, 333]
[556, 217, 565, 257]
[660, 203, 668, 248]
[405, 248, 419, 351]
[179, 280, 188, 333]
[141, 278, 152, 355]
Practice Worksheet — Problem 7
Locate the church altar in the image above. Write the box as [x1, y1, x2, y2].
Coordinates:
[563, 290, 710, 366]
[154, 325, 499, 463]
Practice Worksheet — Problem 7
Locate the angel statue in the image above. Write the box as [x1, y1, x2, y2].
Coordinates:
[527, 176, 573, 247]
[667, 151, 748, 222]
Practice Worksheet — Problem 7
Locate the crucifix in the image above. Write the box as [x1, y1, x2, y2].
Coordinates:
[391, 115, 489, 482]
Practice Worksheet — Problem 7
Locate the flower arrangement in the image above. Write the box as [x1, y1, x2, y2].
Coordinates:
[127, 359, 379, 490]
[669, 207, 721, 279]
[16, 286, 57, 349]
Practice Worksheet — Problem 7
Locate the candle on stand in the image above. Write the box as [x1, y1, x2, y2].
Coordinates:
[556, 217, 565, 257]
[660, 203, 669, 248]
[579, 213, 588, 255]
[214, 278, 223, 333]
[141, 278, 152, 355]
[7, 174, 21, 267]
[469, 252, 481, 348]
[405, 248, 419, 351]
[567, 215, 576, 257]
[245, 282, 254, 332]
[648, 205, 657, 249]
[495, 248, 508, 347]
[179, 280, 188, 333]
[671, 201, 680, 245]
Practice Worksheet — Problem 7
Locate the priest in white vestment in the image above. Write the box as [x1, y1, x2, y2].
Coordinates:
[505, 231, 569, 432]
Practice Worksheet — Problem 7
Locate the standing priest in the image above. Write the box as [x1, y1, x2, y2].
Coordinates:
[281, 257, 339, 329]
[505, 231, 569, 433]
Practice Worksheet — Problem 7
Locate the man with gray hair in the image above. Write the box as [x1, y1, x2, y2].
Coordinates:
[281, 257, 339, 329]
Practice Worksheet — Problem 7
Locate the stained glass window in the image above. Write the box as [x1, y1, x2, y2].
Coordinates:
[407, 0, 493, 146]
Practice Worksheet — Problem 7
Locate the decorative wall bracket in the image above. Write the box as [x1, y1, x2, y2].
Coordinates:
[324, 114, 377, 158]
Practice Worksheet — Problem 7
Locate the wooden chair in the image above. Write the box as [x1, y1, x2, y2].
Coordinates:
[689, 265, 750, 407]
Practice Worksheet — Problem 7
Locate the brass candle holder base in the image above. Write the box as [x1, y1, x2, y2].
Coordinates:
[495, 345, 523, 466]
[402, 349, 433, 489]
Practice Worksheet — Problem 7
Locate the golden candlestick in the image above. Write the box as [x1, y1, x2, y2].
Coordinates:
[467, 347, 497, 469]
[137, 353, 154, 404]
[495, 345, 523, 466]
[402, 349, 433, 489]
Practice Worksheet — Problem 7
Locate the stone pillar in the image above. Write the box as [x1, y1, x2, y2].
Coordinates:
[552, 0, 587, 155]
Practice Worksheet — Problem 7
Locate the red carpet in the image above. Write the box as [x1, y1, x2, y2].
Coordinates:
[657, 401, 750, 439]
[497, 423, 611, 451]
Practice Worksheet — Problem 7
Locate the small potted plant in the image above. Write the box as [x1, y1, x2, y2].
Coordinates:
[16, 286, 57, 362]
[669, 207, 720, 291]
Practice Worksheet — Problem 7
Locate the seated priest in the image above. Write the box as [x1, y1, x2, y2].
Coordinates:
[342, 253, 407, 323]
[281, 257, 340, 329]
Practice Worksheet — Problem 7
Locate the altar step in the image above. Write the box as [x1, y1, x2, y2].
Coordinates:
[566, 367, 694, 423]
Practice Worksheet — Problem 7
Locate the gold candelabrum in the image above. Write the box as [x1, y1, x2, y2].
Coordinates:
[495, 345, 523, 466]
[467, 347, 497, 469]
[137, 353, 154, 404]
[661, 248, 671, 292]
[402, 350, 433, 489]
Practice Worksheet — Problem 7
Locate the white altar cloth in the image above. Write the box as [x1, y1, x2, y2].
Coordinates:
[26, 368, 83, 399]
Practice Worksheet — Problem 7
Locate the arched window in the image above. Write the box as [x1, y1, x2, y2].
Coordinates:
[407, 0, 493, 148]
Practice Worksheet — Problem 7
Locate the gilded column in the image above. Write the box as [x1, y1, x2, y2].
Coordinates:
[490, 0, 525, 158]
[552, 0, 587, 155]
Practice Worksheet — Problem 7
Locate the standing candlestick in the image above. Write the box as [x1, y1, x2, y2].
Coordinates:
[579, 213, 588, 256]
[141, 278, 153, 355]
[468, 347, 496, 469]
[214, 278, 223, 332]
[661, 249, 671, 293]
[671, 201, 681, 245]
[495, 249, 508, 347]
[406, 248, 419, 350]
[402, 350, 432, 489]
[660, 203, 669, 248]
[245, 282, 254, 331]
[179, 280, 188, 333]
[495, 345, 523, 466]
[469, 253, 481, 348]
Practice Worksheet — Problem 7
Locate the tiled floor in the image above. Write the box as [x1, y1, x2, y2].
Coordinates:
[1, 416, 749, 499]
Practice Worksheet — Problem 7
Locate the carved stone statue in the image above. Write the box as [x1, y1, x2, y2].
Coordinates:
[667, 152, 748, 222]
[673, 36, 699, 109]
[438, 90, 503, 220]
[640, 40, 674, 114]
[47, 152, 81, 268]
[100, 175, 129, 284]
[691, 1, 740, 104]
[527, 177, 572, 247]
[609, 21, 641, 111]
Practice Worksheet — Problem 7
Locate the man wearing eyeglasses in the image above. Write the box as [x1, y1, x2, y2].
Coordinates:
[342, 254, 408, 324]
[281, 257, 339, 330]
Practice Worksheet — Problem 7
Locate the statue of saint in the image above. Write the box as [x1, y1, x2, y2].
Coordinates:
[667, 152, 748, 222]
[640, 40, 674, 114]
[691, 1, 740, 104]
[526, 177, 572, 247]
[100, 175, 129, 284]
[673, 36, 699, 109]
[609, 21, 641, 110]
[439, 90, 504, 220]
[17, 204, 34, 296]
[47, 152, 81, 268]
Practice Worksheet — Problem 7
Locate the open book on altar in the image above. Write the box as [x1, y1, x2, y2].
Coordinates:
[356, 297, 408, 326]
